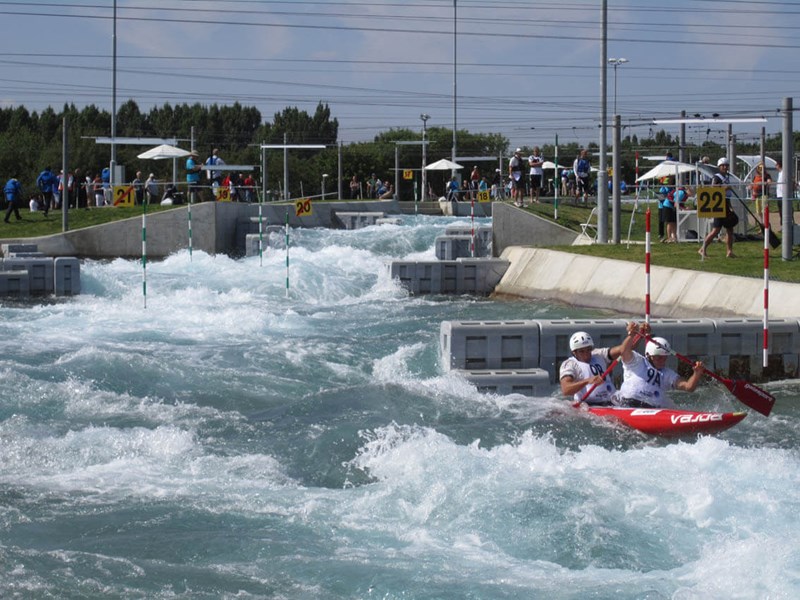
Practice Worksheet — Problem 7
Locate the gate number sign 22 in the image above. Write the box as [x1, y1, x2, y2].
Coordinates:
[695, 186, 727, 218]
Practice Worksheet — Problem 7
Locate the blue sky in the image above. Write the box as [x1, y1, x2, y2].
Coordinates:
[2, 0, 799, 154]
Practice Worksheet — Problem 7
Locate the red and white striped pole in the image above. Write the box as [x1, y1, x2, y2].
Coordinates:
[763, 202, 770, 368]
[645, 208, 651, 324]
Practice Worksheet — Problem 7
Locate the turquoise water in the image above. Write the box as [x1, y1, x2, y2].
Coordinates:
[1, 215, 798, 599]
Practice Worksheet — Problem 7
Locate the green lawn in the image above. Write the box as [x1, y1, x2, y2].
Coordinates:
[521, 198, 800, 284]
[0, 205, 176, 238]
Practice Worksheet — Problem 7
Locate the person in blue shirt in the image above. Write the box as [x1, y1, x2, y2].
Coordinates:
[4, 176, 23, 223]
[186, 150, 202, 201]
[36, 167, 54, 216]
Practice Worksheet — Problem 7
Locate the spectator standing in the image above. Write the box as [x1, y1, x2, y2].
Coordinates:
[4, 175, 23, 223]
[186, 150, 203, 201]
[573, 149, 591, 204]
[528, 147, 544, 204]
[205, 148, 225, 185]
[349, 175, 360, 199]
[93, 173, 105, 207]
[243, 173, 256, 203]
[698, 157, 739, 259]
[133, 171, 145, 205]
[751, 162, 771, 216]
[366, 173, 377, 199]
[560, 168, 571, 196]
[446, 175, 459, 201]
[36, 166, 54, 217]
[775, 160, 796, 208]
[508, 148, 526, 207]
[74, 168, 88, 209]
[660, 178, 678, 243]
[491, 168, 504, 200]
[145, 173, 159, 204]
[469, 165, 480, 200]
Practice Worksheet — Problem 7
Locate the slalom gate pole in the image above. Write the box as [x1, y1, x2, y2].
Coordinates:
[554, 133, 559, 220]
[258, 201, 264, 267]
[142, 197, 147, 309]
[763, 201, 770, 368]
[645, 208, 651, 325]
[188, 190, 194, 261]
[626, 151, 639, 248]
[285, 207, 290, 298]
[470, 197, 475, 257]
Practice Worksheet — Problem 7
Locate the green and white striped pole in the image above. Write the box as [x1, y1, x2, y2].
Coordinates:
[285, 207, 290, 298]
[554, 133, 559, 220]
[188, 189, 194, 261]
[142, 194, 147, 309]
[258, 201, 265, 267]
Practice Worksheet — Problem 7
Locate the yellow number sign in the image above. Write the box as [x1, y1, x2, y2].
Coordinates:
[113, 185, 134, 207]
[477, 190, 490, 203]
[295, 198, 313, 217]
[403, 169, 413, 180]
[695, 186, 727, 219]
[215, 187, 231, 202]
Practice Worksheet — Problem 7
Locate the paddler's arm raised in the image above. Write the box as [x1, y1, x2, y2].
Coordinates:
[614, 321, 649, 363]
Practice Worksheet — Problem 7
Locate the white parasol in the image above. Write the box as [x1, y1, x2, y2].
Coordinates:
[636, 160, 697, 182]
[424, 158, 464, 171]
[137, 144, 191, 160]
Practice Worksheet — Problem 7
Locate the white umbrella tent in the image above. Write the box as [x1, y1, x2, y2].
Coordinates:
[137, 144, 192, 193]
[636, 160, 697, 182]
[424, 158, 464, 171]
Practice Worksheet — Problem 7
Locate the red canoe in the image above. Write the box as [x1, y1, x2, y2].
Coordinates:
[586, 406, 747, 436]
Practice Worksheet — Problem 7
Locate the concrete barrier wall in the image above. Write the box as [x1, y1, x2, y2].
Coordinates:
[491, 202, 579, 256]
[390, 258, 510, 296]
[495, 247, 800, 319]
[441, 317, 800, 386]
[0, 252, 80, 297]
[1, 199, 400, 259]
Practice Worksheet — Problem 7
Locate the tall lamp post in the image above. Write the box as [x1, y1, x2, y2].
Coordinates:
[420, 113, 430, 201]
[608, 57, 628, 115]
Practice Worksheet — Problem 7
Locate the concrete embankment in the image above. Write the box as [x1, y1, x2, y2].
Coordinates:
[494, 247, 799, 319]
[0, 199, 400, 259]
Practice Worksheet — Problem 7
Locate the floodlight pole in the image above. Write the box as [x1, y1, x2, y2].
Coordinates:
[598, 0, 608, 243]
[607, 57, 628, 115]
[452, 0, 457, 177]
[782, 97, 794, 260]
[421, 114, 430, 202]
[110, 0, 117, 192]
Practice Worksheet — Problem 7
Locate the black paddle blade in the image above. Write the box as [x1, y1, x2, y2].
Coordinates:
[724, 379, 776, 417]
[768, 229, 781, 249]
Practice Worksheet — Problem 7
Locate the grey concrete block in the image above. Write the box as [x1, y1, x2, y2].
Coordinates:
[0, 270, 30, 297]
[54, 257, 81, 296]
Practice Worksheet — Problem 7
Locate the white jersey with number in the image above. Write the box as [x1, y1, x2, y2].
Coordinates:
[619, 351, 680, 408]
[559, 348, 616, 405]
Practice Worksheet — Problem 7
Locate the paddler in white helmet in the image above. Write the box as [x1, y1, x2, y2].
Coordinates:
[560, 321, 645, 406]
[618, 332, 705, 408]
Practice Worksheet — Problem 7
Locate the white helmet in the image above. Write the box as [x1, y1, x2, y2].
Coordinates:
[646, 337, 671, 357]
[569, 331, 594, 351]
[717, 157, 730, 167]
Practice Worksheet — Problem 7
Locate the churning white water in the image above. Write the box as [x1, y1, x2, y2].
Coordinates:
[0, 215, 797, 599]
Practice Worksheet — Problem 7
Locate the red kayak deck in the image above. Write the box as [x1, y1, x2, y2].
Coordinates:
[586, 407, 746, 436]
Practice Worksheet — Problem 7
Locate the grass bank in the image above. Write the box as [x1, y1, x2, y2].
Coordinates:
[519, 198, 800, 284]
[0, 204, 176, 239]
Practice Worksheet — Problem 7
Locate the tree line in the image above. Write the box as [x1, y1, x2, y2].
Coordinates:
[0, 99, 795, 200]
